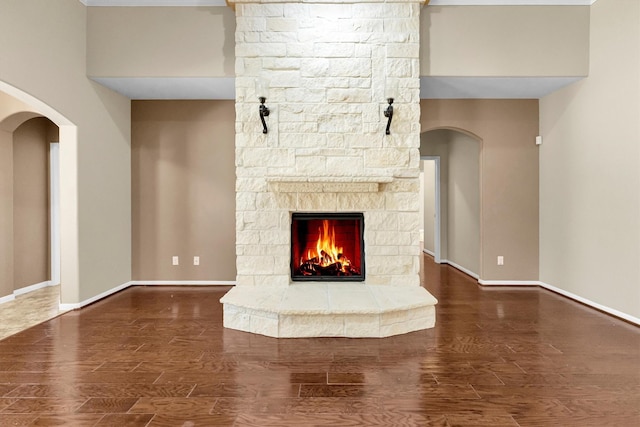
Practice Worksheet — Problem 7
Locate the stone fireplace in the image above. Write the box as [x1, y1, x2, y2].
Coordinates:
[221, 0, 437, 337]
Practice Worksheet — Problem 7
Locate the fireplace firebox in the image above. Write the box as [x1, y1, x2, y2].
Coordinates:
[291, 213, 365, 282]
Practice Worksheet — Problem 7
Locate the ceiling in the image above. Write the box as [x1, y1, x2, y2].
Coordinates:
[81, 1, 595, 5]
[92, 76, 584, 100]
[82, 0, 592, 99]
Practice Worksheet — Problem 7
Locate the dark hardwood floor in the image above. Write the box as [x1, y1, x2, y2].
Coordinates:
[1, 255, 638, 426]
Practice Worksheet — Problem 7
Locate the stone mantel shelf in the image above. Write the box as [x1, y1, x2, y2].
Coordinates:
[265, 176, 394, 184]
[221, 284, 438, 338]
[266, 176, 394, 193]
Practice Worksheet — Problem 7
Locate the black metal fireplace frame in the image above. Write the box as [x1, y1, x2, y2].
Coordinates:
[290, 212, 365, 282]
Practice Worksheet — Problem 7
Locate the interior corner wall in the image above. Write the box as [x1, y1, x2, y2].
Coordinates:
[131, 100, 236, 282]
[12, 118, 51, 291]
[421, 100, 539, 282]
[0, 0, 132, 305]
[540, 0, 640, 319]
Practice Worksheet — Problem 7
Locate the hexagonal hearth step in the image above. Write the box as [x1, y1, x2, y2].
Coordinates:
[220, 283, 437, 338]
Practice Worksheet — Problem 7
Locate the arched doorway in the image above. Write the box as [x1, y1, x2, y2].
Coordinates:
[420, 127, 482, 279]
[13, 117, 59, 290]
[0, 81, 78, 312]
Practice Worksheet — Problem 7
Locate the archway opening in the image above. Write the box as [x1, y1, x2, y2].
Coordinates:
[0, 80, 77, 313]
[420, 128, 482, 279]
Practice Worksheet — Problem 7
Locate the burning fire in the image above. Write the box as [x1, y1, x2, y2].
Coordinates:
[297, 220, 360, 277]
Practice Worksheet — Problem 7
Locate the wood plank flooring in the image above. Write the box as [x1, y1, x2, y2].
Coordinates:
[1, 255, 638, 426]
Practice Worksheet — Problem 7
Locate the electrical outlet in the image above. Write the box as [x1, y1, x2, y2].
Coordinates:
[497, 256, 504, 266]
[172, 256, 179, 266]
[194, 256, 200, 266]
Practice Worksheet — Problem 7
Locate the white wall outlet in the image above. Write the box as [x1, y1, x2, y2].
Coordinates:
[172, 256, 179, 266]
[194, 256, 200, 266]
[497, 256, 504, 266]
[535, 135, 543, 145]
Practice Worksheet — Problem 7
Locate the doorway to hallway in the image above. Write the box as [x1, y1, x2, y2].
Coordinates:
[420, 128, 481, 279]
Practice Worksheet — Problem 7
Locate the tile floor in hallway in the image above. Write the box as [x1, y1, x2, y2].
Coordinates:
[0, 285, 66, 341]
[0, 255, 639, 426]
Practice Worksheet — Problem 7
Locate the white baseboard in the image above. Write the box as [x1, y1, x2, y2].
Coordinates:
[478, 279, 539, 286]
[539, 281, 640, 326]
[0, 294, 16, 305]
[59, 281, 133, 311]
[47, 275, 640, 327]
[129, 280, 236, 286]
[14, 280, 53, 296]
[440, 259, 479, 280]
[1, 281, 54, 306]
[58, 280, 236, 311]
[422, 248, 435, 257]
[475, 278, 639, 326]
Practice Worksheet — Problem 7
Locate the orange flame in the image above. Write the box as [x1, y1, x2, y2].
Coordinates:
[301, 220, 351, 271]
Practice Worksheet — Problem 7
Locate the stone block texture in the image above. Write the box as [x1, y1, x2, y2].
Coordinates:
[227, 0, 435, 337]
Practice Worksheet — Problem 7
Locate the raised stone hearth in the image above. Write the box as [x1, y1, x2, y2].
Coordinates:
[221, 283, 437, 338]
[223, 0, 437, 338]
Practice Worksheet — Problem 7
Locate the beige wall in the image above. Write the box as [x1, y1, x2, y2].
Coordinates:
[447, 131, 480, 274]
[87, 6, 235, 78]
[540, 0, 640, 319]
[421, 129, 480, 275]
[85, 5, 588, 81]
[421, 5, 589, 77]
[2, 0, 632, 322]
[12, 118, 51, 291]
[0, 92, 43, 299]
[421, 99, 539, 282]
[0, 0, 131, 304]
[0, 92, 37, 125]
[132, 101, 236, 281]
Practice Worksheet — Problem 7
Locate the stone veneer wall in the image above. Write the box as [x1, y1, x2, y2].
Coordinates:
[234, 0, 422, 288]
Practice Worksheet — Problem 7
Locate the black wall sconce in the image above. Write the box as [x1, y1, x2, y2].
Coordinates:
[259, 96, 270, 134]
[384, 98, 394, 135]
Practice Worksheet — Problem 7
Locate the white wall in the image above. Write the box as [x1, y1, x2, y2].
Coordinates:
[423, 160, 436, 254]
[540, 0, 640, 320]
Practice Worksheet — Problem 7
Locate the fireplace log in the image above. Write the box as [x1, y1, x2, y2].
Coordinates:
[314, 262, 343, 275]
[298, 262, 318, 276]
[296, 250, 362, 277]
